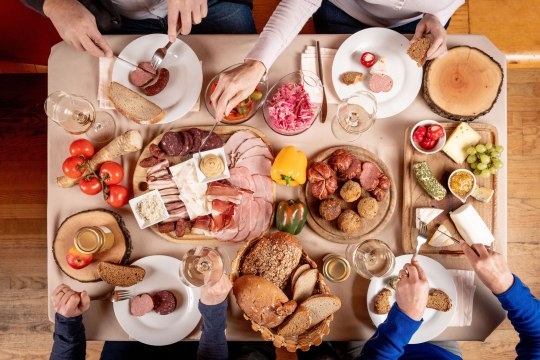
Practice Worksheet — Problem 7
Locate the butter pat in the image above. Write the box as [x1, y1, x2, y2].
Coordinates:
[449, 203, 494, 246]
[471, 186, 494, 203]
[442, 123, 482, 163]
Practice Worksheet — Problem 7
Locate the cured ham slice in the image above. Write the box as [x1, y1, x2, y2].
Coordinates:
[210, 199, 236, 217]
[235, 138, 267, 158]
[147, 159, 169, 176]
[224, 131, 258, 164]
[148, 179, 177, 191]
[252, 174, 273, 202]
[165, 201, 185, 211]
[228, 167, 255, 191]
[238, 145, 273, 161]
[235, 156, 272, 177]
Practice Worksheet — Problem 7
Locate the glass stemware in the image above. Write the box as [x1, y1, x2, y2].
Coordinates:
[180, 247, 228, 287]
[332, 91, 377, 142]
[346, 239, 395, 279]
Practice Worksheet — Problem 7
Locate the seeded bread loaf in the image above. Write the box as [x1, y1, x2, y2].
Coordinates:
[108, 81, 165, 125]
[97, 261, 145, 287]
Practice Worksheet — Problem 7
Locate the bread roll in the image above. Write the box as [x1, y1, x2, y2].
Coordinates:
[233, 275, 297, 328]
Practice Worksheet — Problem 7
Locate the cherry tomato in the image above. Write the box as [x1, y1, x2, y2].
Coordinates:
[62, 156, 86, 178]
[426, 125, 444, 141]
[79, 177, 102, 195]
[99, 161, 124, 185]
[413, 126, 427, 143]
[106, 184, 128, 208]
[360, 52, 377, 67]
[69, 139, 94, 158]
[420, 138, 437, 150]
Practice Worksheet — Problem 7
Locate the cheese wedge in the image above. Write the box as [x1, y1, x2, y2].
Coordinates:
[428, 224, 454, 247]
[471, 186, 494, 203]
[449, 203, 494, 246]
[442, 123, 482, 164]
[415, 207, 444, 228]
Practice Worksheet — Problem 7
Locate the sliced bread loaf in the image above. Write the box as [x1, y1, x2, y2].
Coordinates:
[276, 305, 312, 337]
[290, 264, 310, 291]
[97, 261, 145, 287]
[108, 81, 165, 125]
[302, 293, 341, 325]
[427, 289, 452, 312]
[292, 269, 318, 303]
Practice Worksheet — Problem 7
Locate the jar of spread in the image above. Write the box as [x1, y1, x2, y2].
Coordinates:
[322, 254, 351, 283]
[74, 226, 115, 254]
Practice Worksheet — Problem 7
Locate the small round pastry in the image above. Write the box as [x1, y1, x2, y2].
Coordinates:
[319, 198, 342, 221]
[337, 210, 363, 234]
[339, 180, 362, 202]
[357, 197, 379, 220]
[199, 154, 224, 178]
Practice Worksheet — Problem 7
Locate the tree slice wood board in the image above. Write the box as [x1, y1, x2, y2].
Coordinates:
[133, 125, 275, 244]
[423, 46, 504, 122]
[402, 123, 499, 269]
[299, 146, 397, 244]
[52, 209, 132, 282]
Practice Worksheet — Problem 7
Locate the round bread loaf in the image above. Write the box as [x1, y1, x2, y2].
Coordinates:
[241, 232, 302, 289]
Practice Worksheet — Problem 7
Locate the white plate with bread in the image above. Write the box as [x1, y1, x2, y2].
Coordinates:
[367, 255, 457, 344]
[113, 255, 201, 346]
[112, 34, 202, 124]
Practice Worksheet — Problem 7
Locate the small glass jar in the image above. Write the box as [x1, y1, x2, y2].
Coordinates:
[74, 226, 115, 254]
[322, 254, 351, 282]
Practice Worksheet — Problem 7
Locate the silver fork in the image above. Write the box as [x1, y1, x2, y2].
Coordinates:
[150, 31, 180, 69]
[90, 289, 133, 302]
[413, 220, 429, 259]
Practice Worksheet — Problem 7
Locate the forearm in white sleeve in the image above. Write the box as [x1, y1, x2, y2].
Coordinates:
[245, 0, 321, 71]
[429, 0, 465, 26]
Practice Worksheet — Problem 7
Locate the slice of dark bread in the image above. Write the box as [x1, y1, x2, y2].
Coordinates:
[427, 289, 452, 312]
[97, 262, 145, 287]
[407, 37, 432, 67]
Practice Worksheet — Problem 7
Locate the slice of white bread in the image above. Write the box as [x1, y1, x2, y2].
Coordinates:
[292, 269, 318, 303]
[290, 264, 310, 290]
[277, 305, 312, 337]
[302, 294, 341, 326]
[108, 81, 165, 125]
[97, 261, 145, 287]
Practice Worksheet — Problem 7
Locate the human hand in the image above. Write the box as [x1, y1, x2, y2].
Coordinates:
[396, 259, 429, 321]
[43, 0, 113, 57]
[51, 284, 90, 318]
[167, 0, 208, 40]
[411, 14, 447, 60]
[201, 273, 232, 305]
[460, 241, 514, 294]
[209, 60, 266, 122]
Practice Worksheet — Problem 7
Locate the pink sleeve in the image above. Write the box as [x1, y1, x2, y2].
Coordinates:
[245, 0, 322, 71]
[429, 0, 465, 26]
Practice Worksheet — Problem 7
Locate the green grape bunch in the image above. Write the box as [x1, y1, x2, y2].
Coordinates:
[466, 143, 504, 178]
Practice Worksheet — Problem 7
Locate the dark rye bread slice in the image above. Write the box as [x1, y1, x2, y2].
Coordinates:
[427, 289, 452, 312]
[97, 261, 145, 287]
[407, 37, 432, 67]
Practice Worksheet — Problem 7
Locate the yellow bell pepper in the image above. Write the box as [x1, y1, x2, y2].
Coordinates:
[271, 146, 307, 186]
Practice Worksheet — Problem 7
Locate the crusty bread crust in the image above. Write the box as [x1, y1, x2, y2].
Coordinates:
[97, 261, 145, 287]
[427, 289, 452, 312]
[108, 81, 165, 125]
[374, 288, 392, 314]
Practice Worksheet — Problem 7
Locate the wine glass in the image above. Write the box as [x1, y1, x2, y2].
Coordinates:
[45, 91, 116, 144]
[332, 91, 377, 142]
[346, 239, 395, 279]
[180, 247, 229, 287]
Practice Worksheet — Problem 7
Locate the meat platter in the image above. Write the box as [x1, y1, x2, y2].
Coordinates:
[299, 146, 396, 244]
[133, 125, 275, 244]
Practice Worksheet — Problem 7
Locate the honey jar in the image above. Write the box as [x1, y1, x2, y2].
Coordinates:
[74, 226, 115, 254]
[322, 254, 351, 282]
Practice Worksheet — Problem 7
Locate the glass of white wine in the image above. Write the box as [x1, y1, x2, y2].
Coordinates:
[346, 239, 395, 279]
[45, 91, 116, 144]
[180, 247, 229, 287]
[332, 91, 377, 142]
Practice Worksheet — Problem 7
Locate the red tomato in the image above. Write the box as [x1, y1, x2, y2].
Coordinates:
[106, 185, 129, 208]
[420, 138, 437, 150]
[62, 156, 86, 178]
[426, 125, 444, 141]
[99, 162, 124, 185]
[360, 52, 377, 67]
[69, 139, 94, 158]
[80, 177, 102, 195]
[413, 126, 427, 142]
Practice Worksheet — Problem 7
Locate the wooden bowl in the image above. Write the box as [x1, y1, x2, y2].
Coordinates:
[230, 234, 334, 352]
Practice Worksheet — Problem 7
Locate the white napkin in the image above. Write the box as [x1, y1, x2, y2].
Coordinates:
[448, 269, 476, 327]
[97, 57, 201, 112]
[300, 46, 340, 104]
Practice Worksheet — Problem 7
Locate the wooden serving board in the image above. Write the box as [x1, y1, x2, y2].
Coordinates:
[52, 209, 132, 282]
[299, 146, 397, 244]
[133, 125, 275, 244]
[402, 122, 498, 269]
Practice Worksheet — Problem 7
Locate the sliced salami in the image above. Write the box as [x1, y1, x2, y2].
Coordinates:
[159, 131, 184, 156]
[153, 290, 177, 315]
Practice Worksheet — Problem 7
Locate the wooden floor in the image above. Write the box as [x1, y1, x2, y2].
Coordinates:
[1, 1, 540, 359]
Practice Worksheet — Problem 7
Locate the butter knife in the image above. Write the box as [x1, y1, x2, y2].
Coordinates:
[315, 41, 328, 123]
[113, 55, 156, 76]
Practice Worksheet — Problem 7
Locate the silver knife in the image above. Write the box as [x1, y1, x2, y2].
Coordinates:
[113, 55, 156, 76]
[315, 41, 328, 123]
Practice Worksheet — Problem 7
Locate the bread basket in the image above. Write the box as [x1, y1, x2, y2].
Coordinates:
[231, 235, 335, 352]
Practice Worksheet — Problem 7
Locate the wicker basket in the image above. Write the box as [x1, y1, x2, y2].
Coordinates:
[230, 234, 335, 352]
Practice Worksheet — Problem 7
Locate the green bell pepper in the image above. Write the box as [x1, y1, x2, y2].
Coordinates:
[275, 199, 308, 235]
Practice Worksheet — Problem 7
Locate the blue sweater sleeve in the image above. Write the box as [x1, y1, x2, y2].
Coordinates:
[197, 299, 228, 360]
[49, 313, 86, 360]
[495, 274, 540, 359]
[357, 304, 422, 359]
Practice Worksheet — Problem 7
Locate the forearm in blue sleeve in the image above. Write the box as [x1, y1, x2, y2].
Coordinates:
[356, 304, 422, 360]
[49, 313, 86, 360]
[197, 299, 228, 360]
[495, 275, 540, 359]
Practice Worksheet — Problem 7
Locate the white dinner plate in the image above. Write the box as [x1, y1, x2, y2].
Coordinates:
[113, 255, 201, 346]
[332, 28, 422, 118]
[367, 255, 457, 344]
[112, 34, 202, 124]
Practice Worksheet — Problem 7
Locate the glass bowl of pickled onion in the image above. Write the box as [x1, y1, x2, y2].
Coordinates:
[263, 70, 323, 136]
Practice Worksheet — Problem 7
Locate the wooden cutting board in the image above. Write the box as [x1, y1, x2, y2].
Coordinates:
[299, 146, 397, 244]
[402, 122, 499, 269]
[132, 125, 275, 244]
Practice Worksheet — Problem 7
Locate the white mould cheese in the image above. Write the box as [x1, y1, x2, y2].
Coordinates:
[450, 203, 494, 246]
